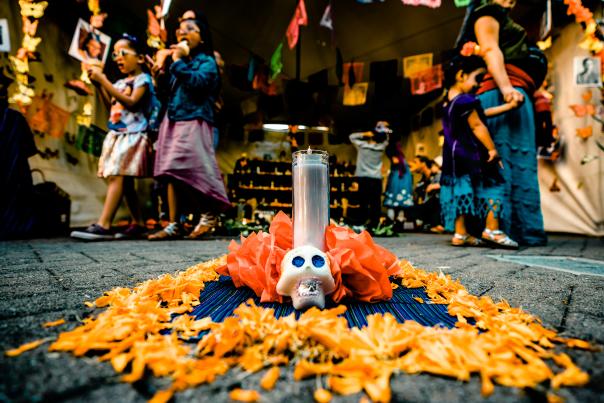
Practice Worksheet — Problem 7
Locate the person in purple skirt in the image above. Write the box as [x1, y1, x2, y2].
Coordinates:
[440, 55, 518, 248]
[147, 10, 230, 240]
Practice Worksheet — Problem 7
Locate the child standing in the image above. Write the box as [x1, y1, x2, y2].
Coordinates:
[147, 11, 230, 240]
[383, 140, 413, 229]
[71, 34, 155, 240]
[440, 55, 518, 248]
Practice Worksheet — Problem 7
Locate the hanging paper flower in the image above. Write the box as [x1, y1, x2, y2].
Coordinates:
[460, 41, 481, 57]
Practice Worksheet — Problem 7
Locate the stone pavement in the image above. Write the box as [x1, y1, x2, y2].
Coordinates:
[1, 234, 603, 402]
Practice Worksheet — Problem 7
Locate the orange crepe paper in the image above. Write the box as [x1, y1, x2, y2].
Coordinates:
[217, 211, 400, 304]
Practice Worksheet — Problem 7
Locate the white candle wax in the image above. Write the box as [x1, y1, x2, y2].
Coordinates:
[292, 150, 330, 250]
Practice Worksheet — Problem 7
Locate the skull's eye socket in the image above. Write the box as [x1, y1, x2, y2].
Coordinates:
[312, 255, 325, 267]
[292, 256, 305, 267]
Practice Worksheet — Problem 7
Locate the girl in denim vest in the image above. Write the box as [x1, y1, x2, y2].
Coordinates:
[148, 11, 230, 240]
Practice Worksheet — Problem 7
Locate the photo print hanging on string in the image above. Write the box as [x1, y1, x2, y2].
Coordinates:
[0, 19, 10, 53]
[574, 57, 602, 87]
[68, 19, 111, 66]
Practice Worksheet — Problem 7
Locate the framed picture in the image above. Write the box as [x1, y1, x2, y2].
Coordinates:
[574, 57, 601, 87]
[343, 82, 368, 106]
[0, 19, 10, 53]
[68, 18, 111, 66]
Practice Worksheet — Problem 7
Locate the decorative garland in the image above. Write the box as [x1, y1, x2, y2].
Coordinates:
[564, 0, 604, 58]
[9, 0, 48, 106]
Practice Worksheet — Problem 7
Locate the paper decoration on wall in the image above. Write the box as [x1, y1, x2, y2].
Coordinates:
[147, 8, 167, 50]
[343, 82, 368, 106]
[286, 0, 308, 49]
[403, 53, 432, 78]
[270, 43, 283, 80]
[576, 126, 593, 140]
[68, 19, 111, 66]
[26, 94, 70, 138]
[38, 147, 59, 160]
[549, 178, 561, 192]
[76, 124, 106, 157]
[574, 56, 601, 87]
[356, 0, 384, 3]
[401, 0, 441, 8]
[76, 102, 93, 127]
[580, 154, 598, 164]
[537, 36, 552, 51]
[342, 62, 364, 88]
[43, 73, 53, 83]
[65, 152, 79, 166]
[0, 19, 10, 53]
[320, 4, 333, 30]
[9, 1, 47, 106]
[454, 0, 471, 7]
[410, 64, 443, 95]
[569, 103, 596, 117]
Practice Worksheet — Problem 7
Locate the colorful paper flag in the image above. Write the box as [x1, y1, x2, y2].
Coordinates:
[270, 43, 283, 80]
[454, 0, 471, 7]
[409, 64, 443, 95]
[401, 0, 441, 8]
[403, 53, 433, 78]
[343, 82, 368, 106]
[343, 62, 364, 88]
[286, 0, 308, 49]
[320, 4, 333, 30]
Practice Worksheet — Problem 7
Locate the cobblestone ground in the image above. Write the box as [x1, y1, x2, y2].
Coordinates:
[1, 234, 603, 402]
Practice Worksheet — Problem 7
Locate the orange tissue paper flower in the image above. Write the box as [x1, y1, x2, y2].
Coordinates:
[217, 211, 400, 304]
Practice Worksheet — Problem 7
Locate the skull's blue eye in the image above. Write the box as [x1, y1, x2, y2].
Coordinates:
[292, 256, 305, 267]
[312, 255, 325, 268]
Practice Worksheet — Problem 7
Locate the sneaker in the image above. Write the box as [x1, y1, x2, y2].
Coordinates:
[186, 213, 217, 239]
[70, 224, 114, 241]
[114, 224, 147, 240]
[148, 222, 182, 241]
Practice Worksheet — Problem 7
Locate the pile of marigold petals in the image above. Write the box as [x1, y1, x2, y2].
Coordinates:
[35, 250, 593, 403]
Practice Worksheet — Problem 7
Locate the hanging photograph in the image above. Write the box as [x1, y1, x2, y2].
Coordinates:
[574, 56, 602, 87]
[0, 19, 10, 52]
[68, 18, 111, 66]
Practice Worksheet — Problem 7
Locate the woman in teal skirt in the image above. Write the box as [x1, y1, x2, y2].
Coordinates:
[455, 0, 548, 246]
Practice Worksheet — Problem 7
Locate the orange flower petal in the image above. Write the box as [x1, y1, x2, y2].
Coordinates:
[260, 366, 280, 391]
[229, 388, 260, 402]
[42, 318, 65, 328]
[313, 388, 332, 403]
[5, 339, 47, 356]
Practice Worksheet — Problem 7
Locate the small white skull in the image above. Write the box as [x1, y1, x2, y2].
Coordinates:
[277, 245, 335, 310]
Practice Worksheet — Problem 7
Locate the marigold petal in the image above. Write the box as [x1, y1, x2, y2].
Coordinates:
[5, 339, 47, 357]
[42, 318, 65, 328]
[229, 388, 260, 402]
[260, 366, 280, 390]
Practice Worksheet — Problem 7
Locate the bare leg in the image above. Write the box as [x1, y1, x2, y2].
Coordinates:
[98, 176, 124, 229]
[455, 215, 467, 235]
[123, 177, 144, 227]
[167, 181, 178, 223]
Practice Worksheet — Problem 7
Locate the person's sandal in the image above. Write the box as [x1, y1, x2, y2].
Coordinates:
[481, 229, 519, 249]
[186, 214, 217, 240]
[148, 222, 182, 241]
[451, 233, 484, 247]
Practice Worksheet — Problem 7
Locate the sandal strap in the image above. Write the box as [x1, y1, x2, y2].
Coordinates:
[453, 233, 468, 240]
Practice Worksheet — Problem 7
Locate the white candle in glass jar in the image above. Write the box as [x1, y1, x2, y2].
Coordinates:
[292, 149, 330, 250]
